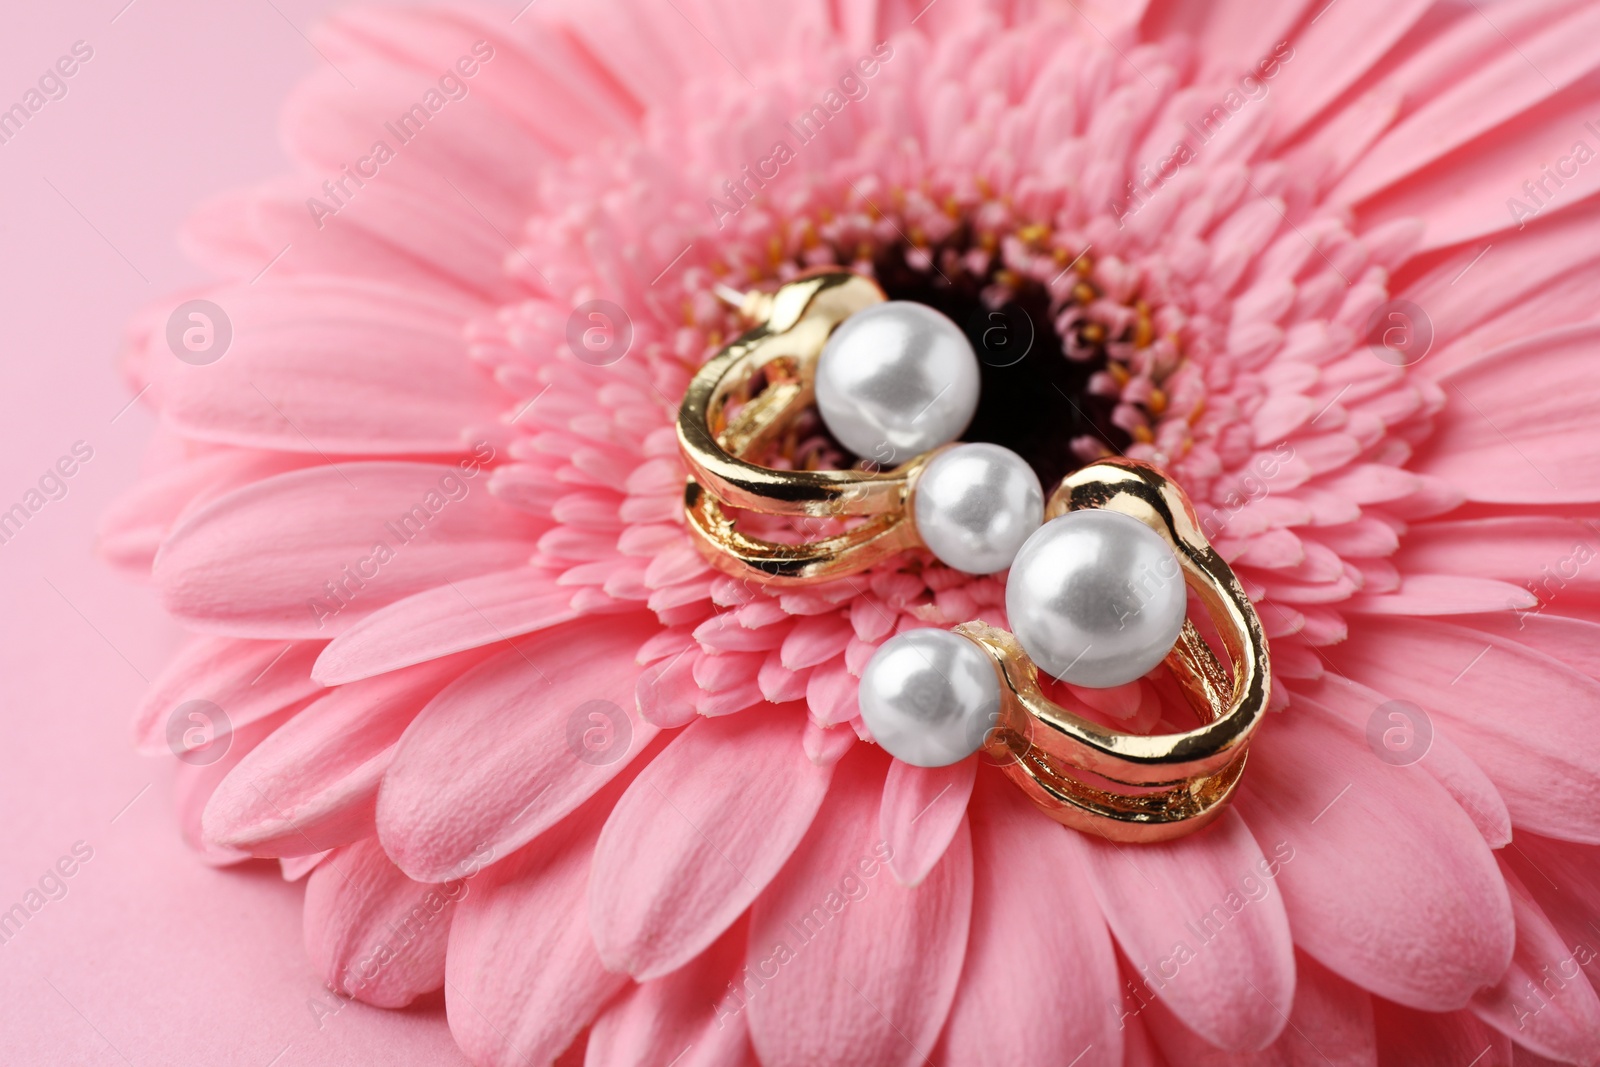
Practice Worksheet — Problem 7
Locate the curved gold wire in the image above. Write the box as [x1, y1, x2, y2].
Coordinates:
[676, 270, 941, 585]
[964, 457, 1270, 842]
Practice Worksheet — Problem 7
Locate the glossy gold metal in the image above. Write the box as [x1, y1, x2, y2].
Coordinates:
[678, 275, 1267, 840]
[963, 457, 1270, 842]
[677, 270, 944, 585]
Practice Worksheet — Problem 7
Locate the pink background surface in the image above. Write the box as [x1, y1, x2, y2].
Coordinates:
[0, 2, 520, 1062]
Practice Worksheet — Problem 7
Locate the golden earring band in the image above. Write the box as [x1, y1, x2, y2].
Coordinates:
[963, 458, 1269, 842]
[676, 270, 940, 586]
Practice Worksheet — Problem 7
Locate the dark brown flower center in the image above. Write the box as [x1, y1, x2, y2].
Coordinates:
[871, 238, 1129, 489]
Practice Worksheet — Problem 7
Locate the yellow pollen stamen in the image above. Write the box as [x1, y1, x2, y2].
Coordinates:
[1081, 322, 1106, 345]
[1072, 282, 1097, 305]
[1133, 301, 1154, 348]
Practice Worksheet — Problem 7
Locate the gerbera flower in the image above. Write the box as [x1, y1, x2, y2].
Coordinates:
[104, 0, 1600, 1063]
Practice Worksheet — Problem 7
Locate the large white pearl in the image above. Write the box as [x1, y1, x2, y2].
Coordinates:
[913, 443, 1043, 574]
[815, 301, 981, 465]
[1006, 510, 1187, 688]
[858, 629, 1000, 767]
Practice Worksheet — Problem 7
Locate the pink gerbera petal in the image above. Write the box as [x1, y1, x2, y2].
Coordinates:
[937, 772, 1122, 1065]
[589, 704, 833, 979]
[203, 652, 480, 855]
[303, 836, 458, 1008]
[377, 613, 660, 881]
[878, 756, 977, 887]
[154, 462, 542, 638]
[1471, 861, 1600, 1064]
[1081, 808, 1296, 1051]
[1237, 699, 1513, 1010]
[746, 748, 972, 1067]
[586, 922, 756, 1067]
[445, 808, 626, 1066]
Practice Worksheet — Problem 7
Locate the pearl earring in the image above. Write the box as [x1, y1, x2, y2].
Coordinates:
[858, 457, 1270, 843]
[678, 270, 1043, 583]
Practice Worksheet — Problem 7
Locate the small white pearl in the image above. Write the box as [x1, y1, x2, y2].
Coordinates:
[1006, 510, 1187, 688]
[858, 629, 1001, 767]
[913, 443, 1043, 574]
[815, 301, 980, 465]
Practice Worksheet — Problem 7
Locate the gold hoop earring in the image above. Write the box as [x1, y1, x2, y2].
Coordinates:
[858, 458, 1270, 843]
[677, 270, 1044, 585]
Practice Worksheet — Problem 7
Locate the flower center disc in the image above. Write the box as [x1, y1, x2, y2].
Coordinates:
[867, 239, 1129, 489]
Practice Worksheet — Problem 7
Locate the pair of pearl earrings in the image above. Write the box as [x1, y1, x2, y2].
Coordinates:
[679, 271, 1269, 841]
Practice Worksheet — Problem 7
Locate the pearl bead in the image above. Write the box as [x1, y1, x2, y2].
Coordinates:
[858, 629, 1001, 767]
[913, 443, 1043, 574]
[1006, 510, 1187, 688]
[815, 301, 981, 465]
